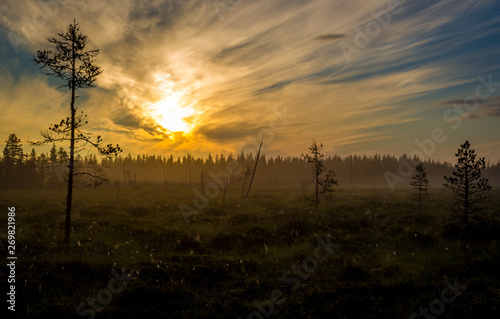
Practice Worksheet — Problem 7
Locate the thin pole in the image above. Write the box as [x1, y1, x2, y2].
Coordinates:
[244, 137, 264, 205]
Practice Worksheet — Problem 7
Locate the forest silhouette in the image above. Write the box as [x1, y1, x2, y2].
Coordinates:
[2, 133, 499, 189]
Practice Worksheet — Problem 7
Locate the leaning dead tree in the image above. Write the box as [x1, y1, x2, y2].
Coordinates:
[243, 137, 263, 205]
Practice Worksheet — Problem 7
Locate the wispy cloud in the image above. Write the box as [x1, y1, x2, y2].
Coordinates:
[438, 98, 485, 106]
[438, 95, 500, 119]
[314, 33, 345, 41]
[482, 95, 500, 117]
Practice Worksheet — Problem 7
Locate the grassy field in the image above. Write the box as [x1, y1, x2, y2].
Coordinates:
[1, 186, 500, 318]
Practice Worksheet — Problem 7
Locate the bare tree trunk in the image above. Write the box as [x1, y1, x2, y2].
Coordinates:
[65, 44, 76, 243]
[463, 166, 469, 251]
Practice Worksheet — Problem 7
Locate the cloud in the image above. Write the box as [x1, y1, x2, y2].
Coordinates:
[438, 99, 470, 106]
[196, 122, 262, 142]
[438, 95, 500, 119]
[314, 33, 345, 41]
[483, 95, 500, 117]
[213, 36, 279, 66]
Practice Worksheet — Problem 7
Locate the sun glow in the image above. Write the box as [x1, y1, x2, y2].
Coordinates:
[148, 75, 196, 134]
[152, 93, 194, 133]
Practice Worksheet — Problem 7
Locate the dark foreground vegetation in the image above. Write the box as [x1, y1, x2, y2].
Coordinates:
[1, 186, 499, 318]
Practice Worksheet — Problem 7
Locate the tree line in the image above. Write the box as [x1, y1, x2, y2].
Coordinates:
[2, 132, 499, 190]
[0, 134, 104, 189]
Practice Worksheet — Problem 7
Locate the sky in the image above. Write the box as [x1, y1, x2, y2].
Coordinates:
[1, 0, 500, 162]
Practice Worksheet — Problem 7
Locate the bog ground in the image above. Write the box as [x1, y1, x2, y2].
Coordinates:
[1, 186, 499, 318]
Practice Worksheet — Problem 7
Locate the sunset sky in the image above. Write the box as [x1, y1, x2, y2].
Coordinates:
[1, 0, 500, 162]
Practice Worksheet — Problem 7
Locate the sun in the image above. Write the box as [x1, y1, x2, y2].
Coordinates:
[148, 75, 196, 134]
[151, 93, 194, 133]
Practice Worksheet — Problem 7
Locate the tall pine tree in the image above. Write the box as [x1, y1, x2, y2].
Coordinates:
[444, 140, 492, 248]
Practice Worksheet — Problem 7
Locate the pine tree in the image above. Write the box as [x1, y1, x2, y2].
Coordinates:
[1, 134, 24, 188]
[3, 134, 24, 161]
[302, 140, 338, 211]
[32, 20, 121, 242]
[444, 140, 492, 247]
[409, 163, 429, 214]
